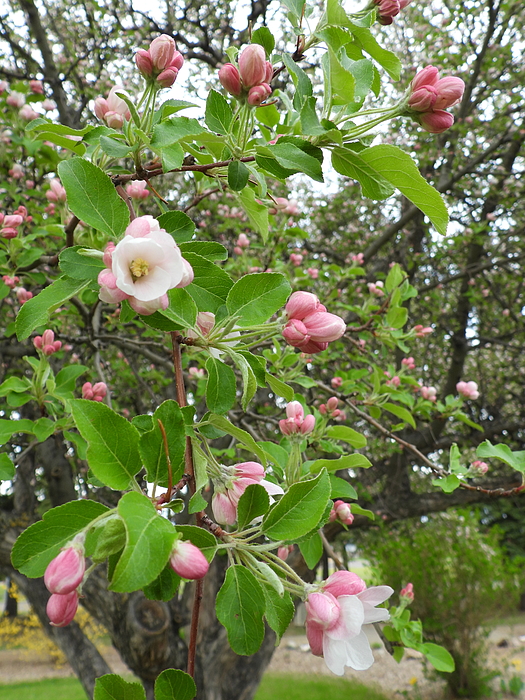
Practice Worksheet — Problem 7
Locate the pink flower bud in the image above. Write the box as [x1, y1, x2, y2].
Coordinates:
[470, 460, 489, 476]
[411, 66, 439, 92]
[3, 214, 23, 228]
[1, 228, 18, 239]
[236, 233, 250, 248]
[46, 178, 67, 204]
[135, 49, 154, 77]
[233, 246, 243, 255]
[307, 267, 319, 279]
[238, 44, 267, 88]
[400, 582, 414, 602]
[322, 570, 366, 597]
[331, 377, 343, 389]
[104, 111, 124, 129]
[327, 397, 339, 412]
[169, 540, 209, 580]
[374, 0, 401, 25]
[156, 68, 179, 88]
[289, 253, 303, 266]
[196, 311, 216, 336]
[420, 386, 437, 401]
[277, 545, 294, 561]
[247, 83, 271, 106]
[212, 491, 238, 525]
[149, 34, 176, 71]
[103, 242, 116, 268]
[94, 97, 109, 121]
[285, 291, 323, 320]
[125, 180, 150, 200]
[305, 591, 341, 629]
[433, 76, 465, 110]
[235, 462, 266, 480]
[7, 92, 25, 108]
[44, 544, 85, 595]
[42, 99, 56, 111]
[9, 164, 24, 179]
[47, 591, 79, 627]
[418, 110, 455, 134]
[16, 288, 33, 304]
[30, 79, 44, 94]
[19, 104, 39, 121]
[329, 500, 354, 525]
[414, 324, 432, 337]
[2, 275, 19, 289]
[283, 318, 309, 346]
[218, 64, 243, 97]
[456, 380, 479, 400]
[301, 311, 346, 343]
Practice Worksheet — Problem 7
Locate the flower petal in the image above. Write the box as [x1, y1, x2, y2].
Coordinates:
[323, 635, 349, 676]
[357, 585, 394, 606]
[344, 630, 375, 670]
[329, 595, 364, 639]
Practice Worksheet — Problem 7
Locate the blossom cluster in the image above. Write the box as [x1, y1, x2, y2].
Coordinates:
[212, 462, 283, 525]
[136, 34, 184, 88]
[282, 291, 346, 354]
[408, 66, 465, 134]
[219, 44, 273, 106]
[44, 538, 86, 627]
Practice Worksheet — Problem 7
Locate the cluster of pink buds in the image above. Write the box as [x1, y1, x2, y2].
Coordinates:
[373, 0, 411, 24]
[413, 324, 432, 337]
[82, 381, 108, 402]
[289, 253, 303, 266]
[94, 86, 131, 129]
[233, 233, 250, 255]
[329, 500, 354, 526]
[9, 163, 24, 179]
[469, 460, 488, 476]
[6, 92, 25, 109]
[135, 34, 184, 88]
[169, 539, 209, 580]
[368, 281, 384, 296]
[44, 536, 85, 627]
[45, 178, 67, 204]
[386, 374, 400, 388]
[30, 79, 44, 94]
[269, 197, 300, 216]
[19, 104, 39, 121]
[0, 212, 24, 239]
[420, 385, 437, 402]
[351, 253, 364, 265]
[34, 330, 62, 356]
[212, 462, 283, 525]
[277, 545, 294, 561]
[126, 180, 150, 201]
[307, 267, 319, 279]
[219, 44, 273, 107]
[319, 396, 342, 419]
[400, 582, 414, 602]
[2, 275, 19, 289]
[279, 401, 315, 437]
[456, 380, 479, 400]
[331, 377, 343, 389]
[188, 366, 206, 380]
[282, 291, 346, 354]
[407, 66, 465, 134]
[401, 356, 416, 370]
[16, 288, 33, 304]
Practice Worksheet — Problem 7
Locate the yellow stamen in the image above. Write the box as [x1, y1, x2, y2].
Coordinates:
[129, 258, 150, 280]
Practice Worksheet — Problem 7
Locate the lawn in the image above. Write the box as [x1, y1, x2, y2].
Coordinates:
[0, 672, 390, 700]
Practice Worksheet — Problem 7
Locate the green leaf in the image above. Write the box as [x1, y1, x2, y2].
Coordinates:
[237, 483, 270, 531]
[326, 425, 367, 448]
[32, 417, 56, 442]
[383, 402, 416, 428]
[432, 474, 461, 493]
[150, 117, 204, 148]
[476, 440, 525, 473]
[385, 306, 408, 329]
[350, 504, 375, 519]
[143, 562, 181, 602]
[331, 147, 395, 200]
[110, 492, 177, 592]
[262, 584, 294, 642]
[269, 142, 324, 182]
[420, 643, 455, 673]
[280, 0, 305, 19]
[184, 253, 233, 313]
[205, 357, 236, 414]
[15, 277, 89, 340]
[58, 158, 129, 237]
[205, 90, 233, 135]
[94, 674, 146, 700]
[139, 400, 186, 487]
[262, 470, 331, 541]
[157, 99, 198, 119]
[281, 53, 313, 110]
[160, 288, 198, 329]
[0, 453, 15, 481]
[54, 365, 88, 397]
[205, 414, 267, 465]
[160, 143, 185, 172]
[11, 500, 109, 577]
[343, 21, 401, 81]
[155, 669, 197, 700]
[330, 475, 358, 500]
[354, 145, 449, 235]
[299, 532, 323, 569]
[266, 373, 294, 402]
[157, 211, 196, 243]
[385, 263, 405, 293]
[228, 350, 257, 411]
[179, 241, 228, 261]
[59, 247, 105, 281]
[309, 454, 372, 473]
[70, 399, 142, 490]
[99, 135, 133, 158]
[252, 27, 275, 55]
[228, 160, 250, 191]
[328, 47, 355, 103]
[238, 188, 269, 242]
[226, 273, 291, 327]
[216, 565, 266, 655]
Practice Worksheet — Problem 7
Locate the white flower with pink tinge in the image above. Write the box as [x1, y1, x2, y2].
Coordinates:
[305, 571, 393, 675]
[98, 216, 193, 315]
[212, 462, 283, 525]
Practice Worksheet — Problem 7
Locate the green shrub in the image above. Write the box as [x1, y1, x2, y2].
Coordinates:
[362, 510, 524, 698]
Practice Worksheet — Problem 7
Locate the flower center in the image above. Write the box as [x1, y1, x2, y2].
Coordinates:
[129, 257, 150, 280]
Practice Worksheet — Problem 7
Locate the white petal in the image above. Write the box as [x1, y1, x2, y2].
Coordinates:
[260, 479, 284, 496]
[323, 634, 348, 676]
[332, 595, 364, 639]
[344, 630, 375, 670]
[358, 586, 394, 606]
[362, 605, 390, 625]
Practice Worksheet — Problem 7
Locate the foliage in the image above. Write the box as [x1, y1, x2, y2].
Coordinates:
[364, 511, 525, 698]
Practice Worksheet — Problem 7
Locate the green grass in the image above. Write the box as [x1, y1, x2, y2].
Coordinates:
[0, 673, 390, 700]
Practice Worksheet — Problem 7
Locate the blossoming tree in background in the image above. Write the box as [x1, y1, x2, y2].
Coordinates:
[1, 0, 525, 698]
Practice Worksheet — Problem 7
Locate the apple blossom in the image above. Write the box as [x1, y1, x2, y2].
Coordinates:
[279, 401, 316, 436]
[282, 293, 346, 354]
[456, 380, 479, 400]
[6, 92, 25, 108]
[82, 381, 108, 401]
[16, 288, 33, 304]
[169, 540, 209, 580]
[329, 500, 354, 526]
[29, 79, 44, 94]
[400, 582, 414, 602]
[125, 180, 150, 200]
[47, 591, 79, 627]
[2, 276, 19, 289]
[413, 324, 433, 337]
[420, 386, 437, 401]
[33, 329, 62, 356]
[94, 85, 131, 129]
[45, 178, 67, 203]
[305, 572, 393, 674]
[469, 460, 489, 476]
[238, 44, 267, 88]
[97, 216, 194, 315]
[135, 34, 184, 88]
[236, 233, 250, 248]
[218, 64, 243, 97]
